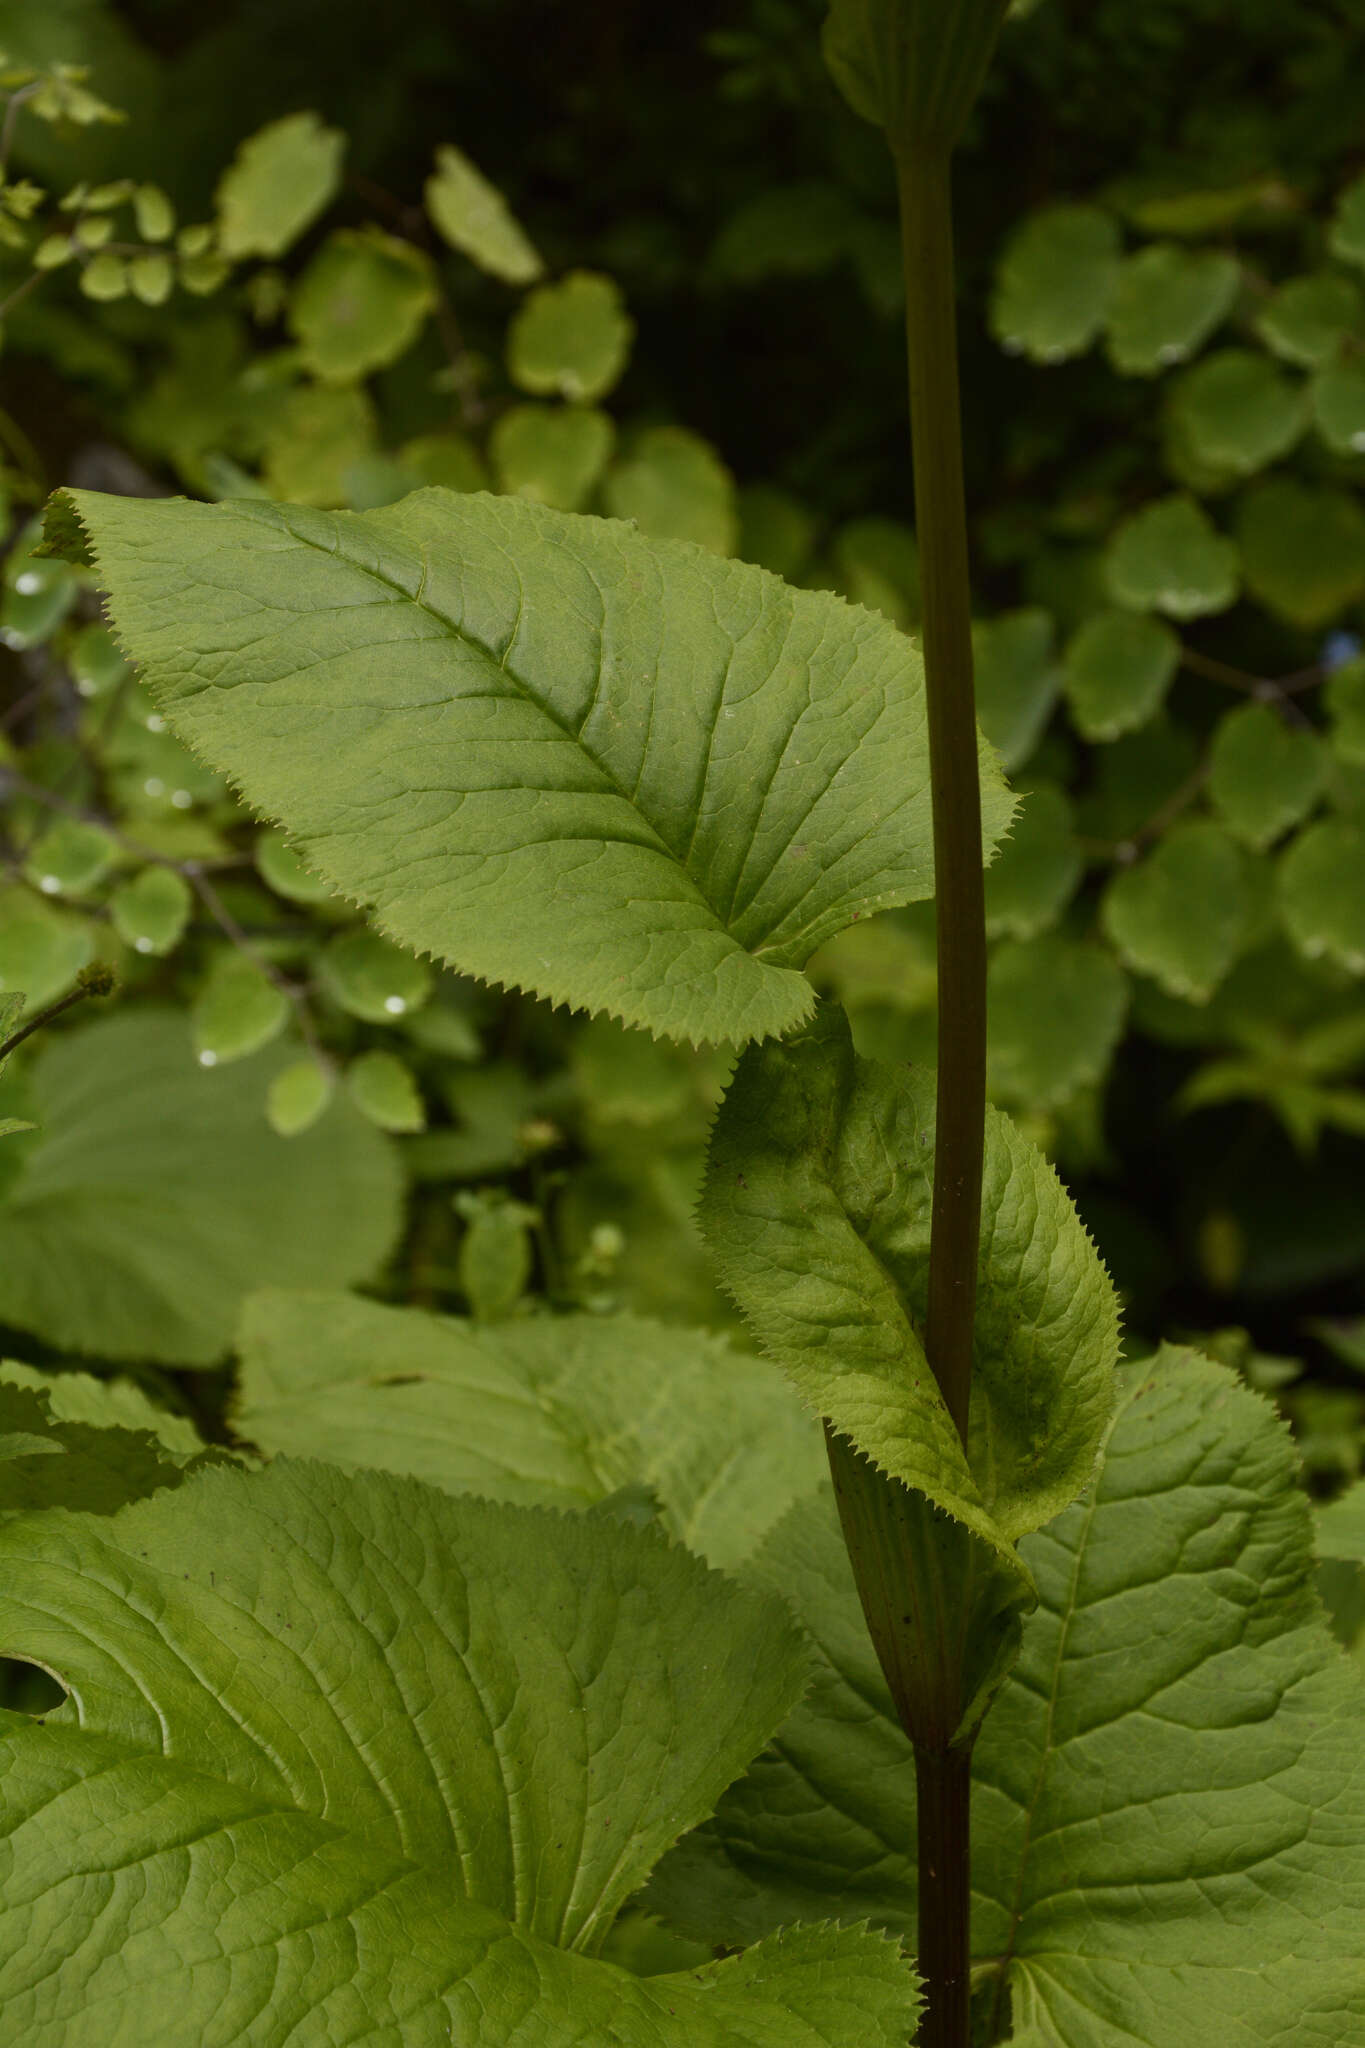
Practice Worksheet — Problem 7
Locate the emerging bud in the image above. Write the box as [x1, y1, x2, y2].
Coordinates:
[823, 0, 1012, 155]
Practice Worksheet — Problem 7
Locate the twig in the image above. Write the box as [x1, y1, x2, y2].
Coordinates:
[0, 964, 116, 1062]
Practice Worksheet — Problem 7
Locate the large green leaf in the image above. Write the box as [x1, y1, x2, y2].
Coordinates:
[648, 1351, 1365, 2046]
[698, 1003, 1118, 1579]
[0, 1461, 919, 2043]
[0, 1011, 400, 1365]
[0, 1365, 210, 1517]
[235, 1288, 824, 1570]
[46, 488, 1012, 1046]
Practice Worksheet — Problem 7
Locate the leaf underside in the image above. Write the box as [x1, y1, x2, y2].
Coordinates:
[235, 1286, 825, 1569]
[699, 1002, 1119, 1583]
[0, 1459, 922, 2043]
[44, 487, 1012, 1046]
[649, 1350, 1365, 2046]
[0, 1011, 400, 1366]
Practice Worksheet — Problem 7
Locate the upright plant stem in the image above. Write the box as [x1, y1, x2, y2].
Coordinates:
[899, 143, 986, 2048]
[897, 144, 985, 1453]
[915, 1743, 974, 2048]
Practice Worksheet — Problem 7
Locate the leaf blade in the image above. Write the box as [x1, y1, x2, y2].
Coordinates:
[47, 488, 1012, 1046]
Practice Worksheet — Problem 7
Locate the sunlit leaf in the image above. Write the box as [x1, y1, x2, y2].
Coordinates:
[215, 111, 344, 259]
[48, 488, 1012, 1047]
[424, 143, 543, 284]
[508, 270, 633, 401]
[605, 425, 737, 554]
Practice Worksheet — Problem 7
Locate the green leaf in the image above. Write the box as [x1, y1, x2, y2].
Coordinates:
[0, 1011, 399, 1365]
[0, 1461, 906, 2045]
[1062, 606, 1180, 741]
[990, 204, 1121, 363]
[983, 781, 1082, 940]
[1319, 1483, 1365, 1560]
[0, 884, 92, 1006]
[254, 828, 337, 904]
[1102, 819, 1257, 1002]
[47, 488, 1012, 1047]
[0, 1369, 206, 1518]
[1329, 171, 1365, 270]
[289, 227, 436, 382]
[1279, 819, 1365, 974]
[1327, 655, 1365, 767]
[127, 251, 173, 305]
[107, 864, 192, 956]
[400, 430, 489, 494]
[456, 1188, 536, 1319]
[132, 183, 174, 243]
[491, 401, 615, 511]
[1236, 479, 1365, 629]
[265, 1057, 333, 1137]
[215, 111, 345, 259]
[508, 270, 634, 401]
[699, 1003, 1118, 1576]
[1255, 270, 1363, 367]
[319, 927, 433, 1023]
[20, 819, 115, 898]
[191, 949, 289, 1066]
[1207, 702, 1327, 849]
[77, 250, 126, 300]
[345, 1047, 426, 1132]
[821, 0, 1010, 148]
[1166, 348, 1307, 475]
[1105, 493, 1240, 619]
[236, 1288, 824, 1571]
[67, 622, 129, 699]
[829, 517, 921, 630]
[424, 142, 544, 284]
[260, 381, 377, 506]
[650, 1350, 1365, 2045]
[1312, 357, 1365, 456]
[1104, 242, 1239, 375]
[972, 607, 1059, 769]
[738, 485, 817, 582]
[604, 424, 737, 554]
[0, 1358, 204, 1461]
[987, 933, 1129, 1109]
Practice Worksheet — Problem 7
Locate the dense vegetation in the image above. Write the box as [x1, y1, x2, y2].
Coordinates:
[0, 3, 1362, 2043]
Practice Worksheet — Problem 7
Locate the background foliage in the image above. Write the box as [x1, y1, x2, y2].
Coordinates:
[1, 0, 1364, 1501]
